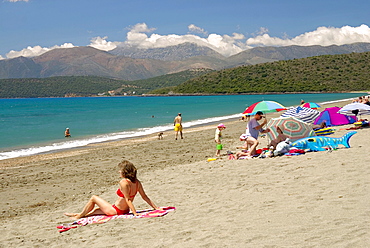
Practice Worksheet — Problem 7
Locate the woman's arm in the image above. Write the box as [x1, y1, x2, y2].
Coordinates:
[138, 181, 159, 210]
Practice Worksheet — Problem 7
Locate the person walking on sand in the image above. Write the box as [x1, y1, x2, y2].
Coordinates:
[244, 111, 270, 157]
[215, 123, 226, 156]
[64, 160, 160, 219]
[174, 113, 183, 140]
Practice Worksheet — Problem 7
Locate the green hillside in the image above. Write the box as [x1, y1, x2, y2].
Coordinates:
[126, 68, 214, 92]
[153, 52, 370, 94]
[0, 76, 125, 98]
[0, 69, 213, 98]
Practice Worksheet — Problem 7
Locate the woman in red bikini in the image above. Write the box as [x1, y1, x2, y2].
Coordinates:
[64, 160, 159, 220]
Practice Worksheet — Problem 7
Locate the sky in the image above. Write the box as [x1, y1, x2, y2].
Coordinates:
[1, 0, 370, 60]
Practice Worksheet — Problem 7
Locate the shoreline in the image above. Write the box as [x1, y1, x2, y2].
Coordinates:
[1, 95, 365, 162]
[2, 90, 368, 99]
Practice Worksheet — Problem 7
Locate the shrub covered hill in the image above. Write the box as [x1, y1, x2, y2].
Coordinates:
[0, 76, 125, 98]
[0, 69, 213, 98]
[150, 51, 370, 94]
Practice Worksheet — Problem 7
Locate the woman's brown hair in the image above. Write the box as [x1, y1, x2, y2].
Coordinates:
[118, 160, 137, 183]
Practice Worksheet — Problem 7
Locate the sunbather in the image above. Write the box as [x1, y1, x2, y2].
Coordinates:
[64, 160, 160, 219]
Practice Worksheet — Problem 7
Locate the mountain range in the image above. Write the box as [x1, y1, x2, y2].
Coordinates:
[1, 42, 370, 80]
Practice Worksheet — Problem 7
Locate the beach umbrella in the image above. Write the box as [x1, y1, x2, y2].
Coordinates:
[281, 106, 320, 124]
[338, 103, 370, 116]
[242, 100, 286, 115]
[266, 116, 316, 142]
[302, 102, 321, 109]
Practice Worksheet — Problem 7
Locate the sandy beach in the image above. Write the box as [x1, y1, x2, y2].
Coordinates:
[0, 100, 369, 247]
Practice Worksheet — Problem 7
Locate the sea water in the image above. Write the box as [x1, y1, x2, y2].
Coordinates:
[0, 93, 363, 160]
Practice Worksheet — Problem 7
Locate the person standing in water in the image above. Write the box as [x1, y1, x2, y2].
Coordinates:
[173, 113, 183, 140]
[65, 128, 71, 137]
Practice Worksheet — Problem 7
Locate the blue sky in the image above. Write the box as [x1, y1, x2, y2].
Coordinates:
[1, 0, 370, 59]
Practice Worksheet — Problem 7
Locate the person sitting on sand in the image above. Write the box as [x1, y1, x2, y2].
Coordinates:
[64, 160, 160, 219]
[363, 96, 370, 106]
[312, 121, 327, 130]
[236, 133, 251, 159]
[269, 126, 288, 149]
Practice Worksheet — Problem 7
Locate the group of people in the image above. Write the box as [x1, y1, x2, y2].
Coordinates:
[215, 111, 275, 158]
[64, 113, 185, 140]
[63, 110, 295, 220]
[215, 111, 297, 159]
[63, 113, 186, 220]
[353, 95, 370, 105]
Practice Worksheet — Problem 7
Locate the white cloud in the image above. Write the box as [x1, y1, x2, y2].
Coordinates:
[88, 36, 119, 51]
[3, 24, 370, 59]
[5, 0, 29, 2]
[6, 43, 74, 59]
[0, 55, 5, 60]
[188, 24, 207, 35]
[256, 27, 269, 36]
[246, 24, 370, 47]
[122, 23, 246, 57]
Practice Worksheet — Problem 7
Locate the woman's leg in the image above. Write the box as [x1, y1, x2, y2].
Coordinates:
[65, 195, 116, 219]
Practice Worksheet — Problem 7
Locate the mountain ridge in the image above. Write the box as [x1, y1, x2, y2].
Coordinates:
[1, 42, 370, 80]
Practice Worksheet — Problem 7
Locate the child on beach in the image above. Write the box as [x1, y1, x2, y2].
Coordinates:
[64, 160, 160, 219]
[215, 123, 226, 156]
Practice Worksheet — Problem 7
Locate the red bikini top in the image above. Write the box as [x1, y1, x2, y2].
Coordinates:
[116, 180, 138, 198]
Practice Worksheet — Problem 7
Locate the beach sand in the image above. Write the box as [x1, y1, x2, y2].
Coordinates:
[0, 101, 369, 247]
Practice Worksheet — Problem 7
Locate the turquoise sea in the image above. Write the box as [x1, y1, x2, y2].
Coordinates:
[0, 93, 364, 160]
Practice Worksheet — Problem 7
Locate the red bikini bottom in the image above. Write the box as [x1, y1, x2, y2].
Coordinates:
[112, 204, 130, 215]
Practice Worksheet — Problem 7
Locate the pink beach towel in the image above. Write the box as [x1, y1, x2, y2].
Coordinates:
[57, 206, 175, 233]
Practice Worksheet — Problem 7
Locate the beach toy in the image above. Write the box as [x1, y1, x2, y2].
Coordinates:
[314, 127, 335, 136]
[354, 121, 363, 127]
[207, 158, 217, 162]
[216, 144, 223, 150]
[291, 131, 357, 151]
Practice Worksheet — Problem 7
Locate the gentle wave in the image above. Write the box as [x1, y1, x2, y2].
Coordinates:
[319, 97, 356, 105]
[0, 113, 240, 160]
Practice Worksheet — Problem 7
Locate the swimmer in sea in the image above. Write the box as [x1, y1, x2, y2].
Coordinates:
[65, 128, 71, 137]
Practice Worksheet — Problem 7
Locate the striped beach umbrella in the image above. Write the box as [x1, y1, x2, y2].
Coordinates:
[266, 116, 316, 142]
[242, 100, 286, 115]
[302, 102, 321, 109]
[281, 106, 320, 124]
